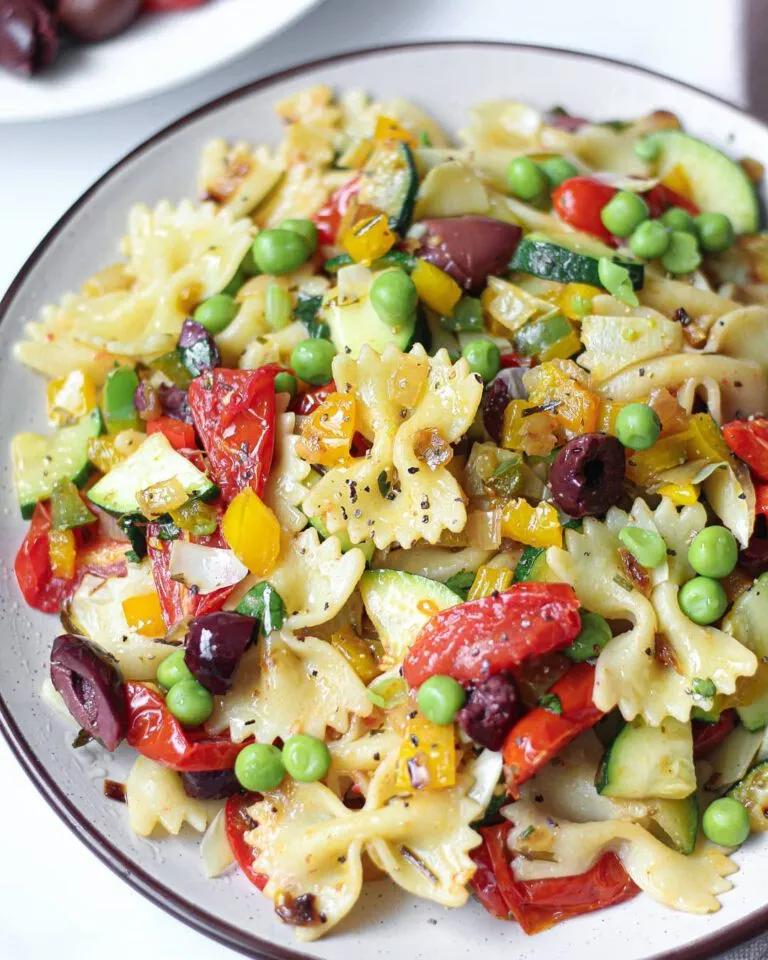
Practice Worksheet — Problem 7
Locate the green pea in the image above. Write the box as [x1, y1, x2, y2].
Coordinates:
[417, 675, 466, 725]
[660, 206, 696, 234]
[695, 212, 735, 253]
[618, 526, 667, 568]
[634, 137, 660, 162]
[221, 266, 246, 296]
[240, 247, 260, 278]
[462, 339, 501, 382]
[688, 526, 739, 579]
[506, 156, 548, 201]
[252, 228, 311, 276]
[290, 338, 336, 386]
[702, 797, 750, 847]
[194, 293, 238, 334]
[564, 611, 612, 663]
[661, 230, 702, 275]
[280, 218, 318, 253]
[370, 269, 418, 327]
[235, 743, 286, 792]
[156, 649, 194, 690]
[600, 190, 649, 238]
[282, 734, 331, 782]
[615, 403, 661, 450]
[165, 679, 213, 727]
[538, 156, 578, 188]
[629, 220, 670, 260]
[265, 283, 292, 331]
[678, 576, 728, 625]
[446, 296, 483, 332]
[274, 371, 297, 397]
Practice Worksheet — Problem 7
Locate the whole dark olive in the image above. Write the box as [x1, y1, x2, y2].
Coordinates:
[456, 672, 521, 751]
[0, 0, 58, 75]
[549, 433, 625, 518]
[482, 367, 528, 442]
[417, 216, 522, 293]
[739, 519, 768, 576]
[56, 0, 140, 42]
[184, 612, 256, 694]
[158, 384, 192, 423]
[50, 634, 126, 751]
[178, 319, 221, 377]
[181, 769, 241, 800]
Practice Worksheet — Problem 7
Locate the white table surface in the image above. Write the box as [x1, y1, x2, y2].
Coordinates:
[1, 1, 765, 957]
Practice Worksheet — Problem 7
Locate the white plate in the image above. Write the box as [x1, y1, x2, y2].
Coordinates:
[0, 0, 322, 122]
[1, 42, 767, 960]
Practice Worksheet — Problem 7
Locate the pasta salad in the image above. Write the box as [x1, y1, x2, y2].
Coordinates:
[12, 85, 768, 941]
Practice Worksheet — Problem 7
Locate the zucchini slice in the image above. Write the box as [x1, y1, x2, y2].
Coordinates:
[729, 760, 768, 832]
[647, 794, 699, 855]
[596, 716, 696, 800]
[510, 232, 644, 289]
[357, 141, 418, 235]
[323, 271, 416, 359]
[12, 408, 103, 519]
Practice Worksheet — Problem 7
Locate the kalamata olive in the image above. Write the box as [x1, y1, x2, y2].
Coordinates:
[482, 367, 528, 442]
[57, 0, 139, 41]
[50, 634, 126, 751]
[545, 110, 588, 132]
[178, 319, 221, 376]
[181, 769, 241, 800]
[457, 672, 521, 751]
[184, 612, 256, 694]
[549, 433, 625, 518]
[417, 216, 522, 293]
[158, 384, 192, 423]
[739, 520, 768, 576]
[0, 0, 58, 74]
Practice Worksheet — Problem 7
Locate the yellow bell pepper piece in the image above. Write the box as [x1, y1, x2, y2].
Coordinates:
[329, 630, 379, 684]
[296, 392, 356, 467]
[657, 482, 699, 506]
[374, 115, 417, 146]
[526, 362, 600, 437]
[48, 528, 76, 580]
[135, 477, 189, 519]
[87, 435, 123, 474]
[395, 715, 456, 792]
[342, 212, 395, 263]
[596, 400, 626, 436]
[501, 399, 532, 451]
[686, 413, 732, 464]
[122, 593, 165, 637]
[501, 498, 563, 549]
[412, 259, 462, 316]
[467, 564, 513, 601]
[46, 370, 97, 426]
[557, 283, 600, 321]
[540, 327, 582, 362]
[661, 163, 692, 198]
[222, 487, 280, 577]
[625, 432, 689, 486]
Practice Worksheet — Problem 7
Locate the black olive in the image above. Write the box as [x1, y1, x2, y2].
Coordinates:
[417, 216, 522, 292]
[0, 0, 58, 75]
[181, 769, 241, 800]
[178, 319, 221, 377]
[456, 673, 521, 751]
[739, 517, 768, 576]
[185, 612, 256, 694]
[157, 384, 193, 423]
[549, 433, 625, 518]
[56, 0, 140, 42]
[481, 367, 528, 443]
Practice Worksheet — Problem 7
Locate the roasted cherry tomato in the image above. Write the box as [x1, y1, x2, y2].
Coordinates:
[124, 681, 245, 771]
[312, 176, 360, 247]
[551, 177, 618, 244]
[188, 366, 278, 502]
[693, 709, 737, 759]
[403, 582, 581, 687]
[722, 418, 768, 481]
[501, 663, 602, 792]
[755, 484, 768, 518]
[225, 792, 269, 890]
[147, 415, 197, 450]
[471, 822, 638, 933]
[644, 184, 699, 218]
[290, 381, 337, 415]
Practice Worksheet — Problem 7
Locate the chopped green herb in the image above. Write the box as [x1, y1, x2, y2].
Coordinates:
[539, 693, 563, 715]
[444, 570, 477, 600]
[236, 582, 285, 635]
[692, 677, 717, 699]
[484, 455, 523, 498]
[377, 470, 391, 498]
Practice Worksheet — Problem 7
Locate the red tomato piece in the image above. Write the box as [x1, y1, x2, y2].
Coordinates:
[501, 663, 602, 792]
[551, 177, 618, 244]
[403, 583, 581, 687]
[14, 502, 75, 612]
[644, 184, 699, 218]
[693, 709, 737, 759]
[147, 416, 197, 450]
[499, 352, 527, 369]
[290, 381, 337, 415]
[756, 483, 768, 517]
[124, 682, 245, 771]
[188, 366, 278, 502]
[722, 418, 768, 481]
[471, 823, 638, 933]
[312, 176, 360, 247]
[225, 792, 269, 890]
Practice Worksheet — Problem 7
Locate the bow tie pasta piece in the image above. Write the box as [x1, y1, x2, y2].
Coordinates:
[262, 413, 313, 535]
[125, 756, 213, 838]
[640, 273, 740, 331]
[198, 139, 284, 219]
[629, 497, 707, 586]
[676, 376, 723, 422]
[704, 305, 768, 376]
[302, 346, 483, 550]
[208, 630, 372, 745]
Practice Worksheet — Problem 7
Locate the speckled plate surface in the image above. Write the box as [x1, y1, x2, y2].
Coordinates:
[1, 41, 768, 960]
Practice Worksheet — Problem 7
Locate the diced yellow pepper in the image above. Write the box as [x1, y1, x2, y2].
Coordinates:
[342, 212, 395, 263]
[395, 715, 456, 792]
[222, 487, 280, 577]
[596, 400, 626, 436]
[295, 392, 356, 467]
[686, 413, 732, 464]
[373, 115, 417, 146]
[48, 528, 76, 580]
[467, 564, 513, 601]
[526, 362, 600, 437]
[661, 163, 692, 198]
[540, 327, 582, 362]
[557, 283, 600, 321]
[501, 399, 532, 451]
[46, 370, 97, 426]
[625, 432, 689, 486]
[136, 477, 189, 519]
[329, 630, 379, 684]
[500, 498, 563, 549]
[657, 482, 699, 505]
[122, 593, 165, 637]
[87, 435, 122, 474]
[412, 259, 462, 316]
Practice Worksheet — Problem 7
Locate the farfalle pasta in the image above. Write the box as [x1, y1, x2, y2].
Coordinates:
[12, 87, 768, 945]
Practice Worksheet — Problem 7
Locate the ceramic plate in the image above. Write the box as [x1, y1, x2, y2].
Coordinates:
[1, 42, 767, 960]
[0, 0, 322, 122]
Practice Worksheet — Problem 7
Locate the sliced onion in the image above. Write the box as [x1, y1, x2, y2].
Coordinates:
[467, 749, 504, 810]
[200, 808, 235, 879]
[465, 509, 502, 549]
[168, 541, 248, 595]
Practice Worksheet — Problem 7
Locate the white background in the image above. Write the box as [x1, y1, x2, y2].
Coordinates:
[0, 1, 765, 957]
